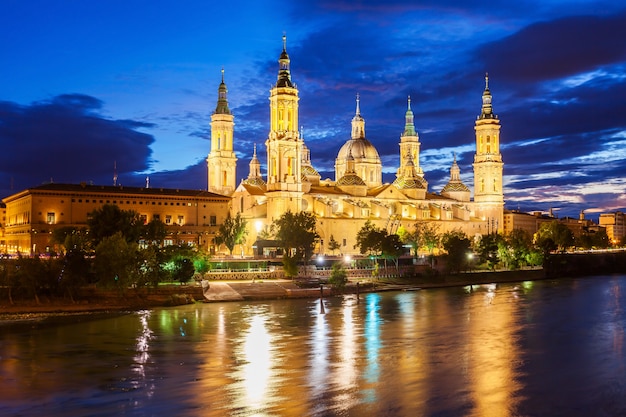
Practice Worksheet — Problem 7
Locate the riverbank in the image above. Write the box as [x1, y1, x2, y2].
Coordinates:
[0, 268, 547, 317]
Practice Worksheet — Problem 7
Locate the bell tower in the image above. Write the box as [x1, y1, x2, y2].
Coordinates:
[473, 73, 504, 231]
[398, 96, 423, 177]
[207, 69, 237, 195]
[265, 35, 304, 219]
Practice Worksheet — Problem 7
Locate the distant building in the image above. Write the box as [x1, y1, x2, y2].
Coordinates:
[599, 211, 626, 244]
[503, 210, 544, 236]
[1, 183, 230, 255]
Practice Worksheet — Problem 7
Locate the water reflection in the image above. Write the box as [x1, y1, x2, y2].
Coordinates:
[3, 276, 626, 416]
[466, 284, 522, 417]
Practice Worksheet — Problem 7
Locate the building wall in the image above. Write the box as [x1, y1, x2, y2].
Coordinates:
[2, 184, 230, 255]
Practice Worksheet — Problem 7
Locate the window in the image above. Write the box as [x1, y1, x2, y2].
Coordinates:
[177, 215, 184, 225]
[153, 214, 160, 221]
[165, 215, 172, 225]
[46, 212, 55, 224]
[343, 238, 347, 247]
[210, 215, 217, 226]
[140, 214, 147, 224]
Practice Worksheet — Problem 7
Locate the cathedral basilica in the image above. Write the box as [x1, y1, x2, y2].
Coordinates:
[208, 36, 504, 257]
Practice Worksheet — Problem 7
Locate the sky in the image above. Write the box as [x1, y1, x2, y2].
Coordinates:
[1, 0, 626, 221]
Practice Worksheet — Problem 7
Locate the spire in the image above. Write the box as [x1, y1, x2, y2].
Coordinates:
[214, 67, 231, 115]
[247, 143, 264, 184]
[479, 72, 496, 120]
[351, 93, 365, 139]
[276, 34, 294, 88]
[403, 95, 417, 136]
[450, 152, 461, 181]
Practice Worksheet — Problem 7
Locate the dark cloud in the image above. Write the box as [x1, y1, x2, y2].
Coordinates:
[477, 12, 626, 82]
[0, 94, 155, 194]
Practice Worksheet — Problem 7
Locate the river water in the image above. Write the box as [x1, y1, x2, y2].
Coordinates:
[1, 275, 626, 417]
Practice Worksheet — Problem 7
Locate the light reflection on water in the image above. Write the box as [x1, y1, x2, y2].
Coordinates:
[1, 276, 626, 416]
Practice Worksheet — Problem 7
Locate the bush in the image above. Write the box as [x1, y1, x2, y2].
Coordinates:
[328, 263, 348, 289]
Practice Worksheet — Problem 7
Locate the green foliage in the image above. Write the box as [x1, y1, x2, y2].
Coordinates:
[94, 232, 140, 291]
[215, 212, 248, 255]
[142, 219, 167, 246]
[137, 245, 163, 288]
[576, 228, 610, 249]
[170, 258, 195, 284]
[441, 229, 472, 274]
[475, 234, 502, 270]
[193, 251, 212, 278]
[281, 253, 299, 278]
[328, 234, 341, 254]
[273, 211, 319, 270]
[399, 222, 440, 256]
[534, 221, 574, 253]
[13, 256, 63, 303]
[88, 204, 144, 245]
[381, 233, 404, 269]
[355, 221, 385, 256]
[328, 262, 348, 289]
[59, 248, 91, 299]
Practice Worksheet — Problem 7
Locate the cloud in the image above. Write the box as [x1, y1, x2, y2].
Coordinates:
[0, 94, 156, 194]
[477, 12, 626, 82]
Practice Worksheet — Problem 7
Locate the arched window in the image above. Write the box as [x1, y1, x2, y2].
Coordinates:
[486, 135, 491, 153]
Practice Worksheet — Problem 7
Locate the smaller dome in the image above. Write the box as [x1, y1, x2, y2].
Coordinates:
[243, 177, 266, 188]
[393, 175, 427, 190]
[302, 164, 320, 177]
[442, 182, 470, 193]
[337, 173, 366, 187]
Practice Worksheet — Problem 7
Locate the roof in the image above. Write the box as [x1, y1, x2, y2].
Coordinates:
[3, 183, 230, 202]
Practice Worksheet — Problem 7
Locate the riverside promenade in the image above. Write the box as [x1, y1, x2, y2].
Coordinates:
[201, 267, 546, 302]
[0, 269, 546, 316]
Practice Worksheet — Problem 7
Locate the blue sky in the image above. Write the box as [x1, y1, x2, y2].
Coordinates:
[1, 0, 625, 220]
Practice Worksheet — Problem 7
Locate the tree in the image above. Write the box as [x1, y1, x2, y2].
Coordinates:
[88, 204, 144, 245]
[355, 221, 385, 257]
[51, 226, 90, 253]
[214, 212, 248, 256]
[170, 258, 195, 284]
[506, 228, 534, 269]
[328, 234, 341, 255]
[381, 233, 404, 270]
[475, 234, 502, 270]
[421, 223, 441, 256]
[273, 211, 319, 277]
[328, 262, 348, 289]
[142, 219, 167, 247]
[441, 229, 471, 273]
[193, 250, 212, 280]
[534, 221, 574, 253]
[93, 232, 140, 292]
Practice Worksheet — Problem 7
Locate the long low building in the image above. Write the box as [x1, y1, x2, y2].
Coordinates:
[1, 183, 231, 255]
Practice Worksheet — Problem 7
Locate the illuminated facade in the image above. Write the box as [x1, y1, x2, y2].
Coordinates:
[207, 69, 237, 195]
[228, 37, 505, 256]
[1, 183, 230, 255]
[599, 211, 626, 243]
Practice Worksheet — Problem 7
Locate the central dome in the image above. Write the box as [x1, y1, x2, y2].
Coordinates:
[337, 138, 381, 161]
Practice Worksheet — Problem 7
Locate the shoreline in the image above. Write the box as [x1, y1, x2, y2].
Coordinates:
[0, 269, 548, 317]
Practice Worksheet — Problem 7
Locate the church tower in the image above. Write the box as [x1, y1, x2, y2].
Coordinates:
[398, 96, 423, 177]
[207, 69, 237, 195]
[265, 35, 304, 219]
[473, 74, 504, 231]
